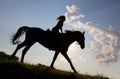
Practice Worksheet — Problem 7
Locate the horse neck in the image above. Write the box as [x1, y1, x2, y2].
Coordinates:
[66, 32, 78, 44]
[68, 31, 83, 42]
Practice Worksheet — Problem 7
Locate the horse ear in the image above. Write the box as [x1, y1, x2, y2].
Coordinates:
[83, 31, 85, 34]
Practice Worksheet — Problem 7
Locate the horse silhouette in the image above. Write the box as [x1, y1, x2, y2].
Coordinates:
[11, 26, 85, 73]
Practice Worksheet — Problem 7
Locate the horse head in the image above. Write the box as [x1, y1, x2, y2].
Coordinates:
[75, 31, 85, 49]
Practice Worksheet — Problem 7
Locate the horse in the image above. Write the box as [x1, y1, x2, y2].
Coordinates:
[11, 26, 85, 73]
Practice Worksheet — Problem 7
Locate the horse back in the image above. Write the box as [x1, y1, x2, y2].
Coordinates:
[25, 28, 70, 52]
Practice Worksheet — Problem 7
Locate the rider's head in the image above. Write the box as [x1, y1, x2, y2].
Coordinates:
[57, 15, 66, 21]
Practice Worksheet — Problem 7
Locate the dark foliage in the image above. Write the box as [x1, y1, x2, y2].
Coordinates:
[0, 52, 109, 79]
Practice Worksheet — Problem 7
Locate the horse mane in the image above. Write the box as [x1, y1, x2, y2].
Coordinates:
[64, 30, 74, 33]
[64, 30, 82, 34]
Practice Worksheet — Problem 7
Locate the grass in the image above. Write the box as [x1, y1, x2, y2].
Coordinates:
[0, 51, 109, 79]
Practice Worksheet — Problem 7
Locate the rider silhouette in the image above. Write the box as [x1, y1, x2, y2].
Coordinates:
[52, 15, 66, 33]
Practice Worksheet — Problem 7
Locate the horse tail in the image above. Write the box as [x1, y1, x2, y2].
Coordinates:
[12, 26, 29, 44]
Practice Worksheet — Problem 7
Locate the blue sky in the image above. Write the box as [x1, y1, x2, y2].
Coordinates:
[0, 0, 120, 79]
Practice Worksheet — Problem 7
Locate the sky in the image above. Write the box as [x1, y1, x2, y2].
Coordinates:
[0, 0, 120, 79]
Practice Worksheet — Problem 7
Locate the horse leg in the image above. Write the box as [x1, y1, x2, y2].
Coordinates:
[50, 51, 59, 68]
[21, 43, 33, 63]
[11, 42, 26, 58]
[61, 52, 77, 73]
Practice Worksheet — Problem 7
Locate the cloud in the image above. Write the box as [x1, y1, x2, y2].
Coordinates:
[67, 41, 80, 53]
[60, 56, 67, 63]
[60, 42, 82, 63]
[78, 56, 82, 60]
[65, 5, 120, 66]
[60, 55, 76, 63]
[89, 41, 96, 49]
[65, 5, 85, 22]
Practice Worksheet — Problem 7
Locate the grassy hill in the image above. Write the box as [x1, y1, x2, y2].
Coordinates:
[0, 51, 109, 79]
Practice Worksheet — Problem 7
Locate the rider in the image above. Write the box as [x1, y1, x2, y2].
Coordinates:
[52, 15, 66, 33]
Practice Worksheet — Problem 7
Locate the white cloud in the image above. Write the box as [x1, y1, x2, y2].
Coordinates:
[67, 42, 80, 53]
[60, 56, 67, 63]
[60, 55, 76, 63]
[89, 41, 96, 49]
[60, 42, 81, 63]
[65, 5, 85, 22]
[78, 56, 82, 60]
[65, 5, 120, 66]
